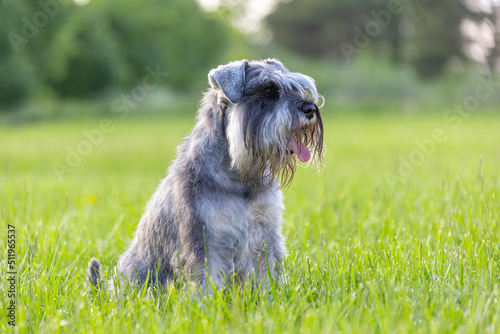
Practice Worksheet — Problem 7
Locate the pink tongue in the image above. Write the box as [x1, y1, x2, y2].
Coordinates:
[288, 138, 311, 162]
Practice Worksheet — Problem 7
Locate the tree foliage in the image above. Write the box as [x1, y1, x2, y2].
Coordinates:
[266, 0, 499, 79]
[266, 0, 402, 61]
[0, 0, 233, 106]
[407, 0, 480, 79]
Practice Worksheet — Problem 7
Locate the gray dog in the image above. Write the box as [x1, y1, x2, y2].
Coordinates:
[88, 59, 324, 293]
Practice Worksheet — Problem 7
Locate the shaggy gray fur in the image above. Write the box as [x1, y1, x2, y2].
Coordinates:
[87, 59, 324, 293]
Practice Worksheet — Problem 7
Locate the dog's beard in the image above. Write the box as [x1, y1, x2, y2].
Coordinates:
[226, 103, 324, 188]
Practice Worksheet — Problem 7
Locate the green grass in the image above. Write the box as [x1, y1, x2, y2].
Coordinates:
[1, 111, 500, 333]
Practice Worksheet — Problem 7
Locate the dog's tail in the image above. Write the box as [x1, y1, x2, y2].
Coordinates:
[87, 258, 105, 292]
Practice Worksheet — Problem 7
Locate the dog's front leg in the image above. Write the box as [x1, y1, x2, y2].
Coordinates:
[181, 235, 229, 296]
[258, 233, 285, 283]
[180, 252, 207, 296]
[205, 237, 238, 293]
[185, 252, 228, 297]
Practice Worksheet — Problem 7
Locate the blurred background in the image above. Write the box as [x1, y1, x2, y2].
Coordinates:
[3, 2, 500, 331]
[1, 0, 499, 120]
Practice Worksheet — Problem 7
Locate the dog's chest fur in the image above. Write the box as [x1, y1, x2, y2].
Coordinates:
[202, 185, 284, 277]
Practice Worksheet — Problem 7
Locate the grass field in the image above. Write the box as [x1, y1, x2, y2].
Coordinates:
[1, 111, 500, 333]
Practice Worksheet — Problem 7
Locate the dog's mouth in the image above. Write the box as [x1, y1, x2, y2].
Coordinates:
[287, 138, 310, 162]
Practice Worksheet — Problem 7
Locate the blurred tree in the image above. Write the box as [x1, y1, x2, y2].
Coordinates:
[0, 1, 39, 105]
[266, 0, 403, 62]
[483, 4, 500, 74]
[95, 0, 233, 91]
[0, 0, 234, 107]
[266, 0, 499, 79]
[407, 0, 478, 79]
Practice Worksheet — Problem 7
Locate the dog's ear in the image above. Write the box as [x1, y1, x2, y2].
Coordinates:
[208, 60, 247, 104]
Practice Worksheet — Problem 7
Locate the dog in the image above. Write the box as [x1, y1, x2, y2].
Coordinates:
[88, 59, 324, 294]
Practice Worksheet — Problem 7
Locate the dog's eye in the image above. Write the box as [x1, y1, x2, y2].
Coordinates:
[261, 84, 280, 99]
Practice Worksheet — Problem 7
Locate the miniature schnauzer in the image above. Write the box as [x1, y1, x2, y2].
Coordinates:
[88, 59, 324, 293]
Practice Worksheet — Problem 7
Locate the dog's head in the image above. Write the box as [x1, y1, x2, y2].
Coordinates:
[208, 59, 324, 187]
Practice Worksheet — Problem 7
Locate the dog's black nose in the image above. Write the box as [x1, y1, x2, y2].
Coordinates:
[300, 103, 316, 120]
